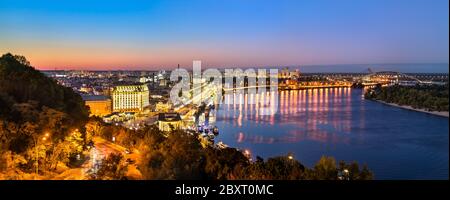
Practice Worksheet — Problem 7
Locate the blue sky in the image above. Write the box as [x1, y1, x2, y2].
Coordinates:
[0, 0, 448, 72]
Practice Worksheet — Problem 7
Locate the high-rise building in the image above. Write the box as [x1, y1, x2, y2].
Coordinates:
[111, 84, 150, 112]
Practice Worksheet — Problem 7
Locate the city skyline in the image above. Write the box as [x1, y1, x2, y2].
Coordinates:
[0, 0, 449, 71]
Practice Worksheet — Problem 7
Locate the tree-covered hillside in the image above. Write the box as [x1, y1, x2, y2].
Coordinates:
[0, 53, 89, 124]
[0, 53, 89, 178]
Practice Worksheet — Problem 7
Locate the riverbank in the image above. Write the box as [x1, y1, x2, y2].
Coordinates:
[373, 100, 449, 118]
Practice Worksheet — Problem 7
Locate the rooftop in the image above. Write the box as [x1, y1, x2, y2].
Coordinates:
[158, 112, 181, 122]
[82, 95, 110, 101]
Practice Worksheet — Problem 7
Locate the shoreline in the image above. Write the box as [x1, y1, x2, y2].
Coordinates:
[372, 99, 449, 118]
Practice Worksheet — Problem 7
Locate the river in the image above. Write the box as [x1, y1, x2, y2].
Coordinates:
[214, 88, 449, 179]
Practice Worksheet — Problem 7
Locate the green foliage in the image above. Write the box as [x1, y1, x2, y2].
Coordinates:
[337, 160, 373, 180]
[203, 147, 249, 180]
[365, 84, 449, 112]
[66, 130, 84, 154]
[236, 156, 306, 180]
[0, 53, 90, 174]
[91, 153, 127, 180]
[139, 129, 204, 179]
[306, 156, 338, 180]
[0, 53, 89, 124]
[113, 125, 374, 180]
[0, 151, 27, 171]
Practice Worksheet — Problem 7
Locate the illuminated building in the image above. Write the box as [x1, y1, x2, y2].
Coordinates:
[139, 76, 152, 83]
[280, 67, 290, 79]
[83, 95, 112, 117]
[158, 112, 182, 132]
[279, 67, 301, 79]
[159, 79, 167, 86]
[155, 102, 172, 112]
[289, 70, 300, 79]
[79, 86, 93, 93]
[111, 84, 150, 112]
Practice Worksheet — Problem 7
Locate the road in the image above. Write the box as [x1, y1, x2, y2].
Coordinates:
[90, 137, 142, 180]
[52, 137, 142, 180]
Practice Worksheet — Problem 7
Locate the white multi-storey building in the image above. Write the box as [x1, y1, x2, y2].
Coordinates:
[111, 84, 150, 112]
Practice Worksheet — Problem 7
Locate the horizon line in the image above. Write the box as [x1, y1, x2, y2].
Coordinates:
[35, 62, 450, 70]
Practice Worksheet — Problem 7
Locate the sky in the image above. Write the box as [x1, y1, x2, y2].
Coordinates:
[0, 0, 448, 72]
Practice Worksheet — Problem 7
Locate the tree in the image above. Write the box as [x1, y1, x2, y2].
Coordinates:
[0, 53, 90, 175]
[66, 129, 84, 155]
[308, 156, 338, 180]
[139, 130, 204, 180]
[0, 151, 27, 172]
[365, 84, 449, 112]
[44, 141, 73, 170]
[203, 147, 249, 180]
[0, 53, 89, 126]
[85, 118, 104, 138]
[12, 55, 30, 66]
[91, 153, 127, 180]
[263, 156, 305, 180]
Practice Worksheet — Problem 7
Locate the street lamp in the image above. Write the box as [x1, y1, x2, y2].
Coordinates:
[35, 133, 50, 179]
[343, 169, 350, 180]
[34, 138, 39, 177]
[243, 149, 252, 161]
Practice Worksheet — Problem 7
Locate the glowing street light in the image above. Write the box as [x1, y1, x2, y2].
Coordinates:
[35, 133, 51, 179]
[243, 149, 252, 160]
[342, 169, 350, 180]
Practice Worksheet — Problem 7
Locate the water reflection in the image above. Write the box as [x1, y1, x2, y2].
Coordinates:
[215, 88, 449, 179]
[219, 88, 355, 144]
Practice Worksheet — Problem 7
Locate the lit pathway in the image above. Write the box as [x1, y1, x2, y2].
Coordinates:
[52, 137, 142, 180]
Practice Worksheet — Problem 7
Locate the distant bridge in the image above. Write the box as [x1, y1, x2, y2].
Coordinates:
[360, 69, 432, 85]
